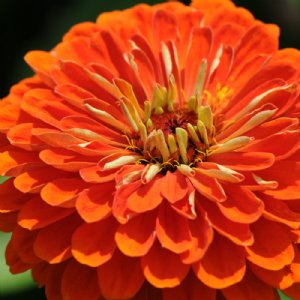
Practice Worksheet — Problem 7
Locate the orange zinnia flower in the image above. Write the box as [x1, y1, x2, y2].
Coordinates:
[1, 0, 300, 299]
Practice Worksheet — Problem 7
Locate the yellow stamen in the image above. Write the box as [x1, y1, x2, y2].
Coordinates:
[188, 95, 197, 112]
[167, 134, 178, 155]
[144, 101, 152, 123]
[187, 123, 200, 144]
[84, 103, 128, 133]
[198, 105, 213, 132]
[138, 121, 147, 145]
[195, 59, 207, 109]
[155, 130, 170, 162]
[177, 164, 195, 176]
[176, 127, 189, 164]
[162, 42, 172, 79]
[152, 85, 165, 114]
[119, 100, 139, 132]
[197, 120, 209, 145]
[141, 163, 161, 183]
[167, 75, 177, 112]
[146, 118, 153, 129]
[209, 136, 254, 155]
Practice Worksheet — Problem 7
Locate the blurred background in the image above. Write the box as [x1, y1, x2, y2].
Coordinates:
[0, 0, 299, 299]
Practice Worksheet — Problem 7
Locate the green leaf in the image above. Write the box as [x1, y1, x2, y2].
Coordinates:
[278, 290, 293, 300]
[0, 176, 10, 184]
[0, 233, 37, 296]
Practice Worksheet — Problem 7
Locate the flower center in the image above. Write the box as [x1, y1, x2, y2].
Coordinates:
[122, 74, 220, 172]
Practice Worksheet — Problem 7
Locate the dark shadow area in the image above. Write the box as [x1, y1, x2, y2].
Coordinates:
[1, 287, 46, 300]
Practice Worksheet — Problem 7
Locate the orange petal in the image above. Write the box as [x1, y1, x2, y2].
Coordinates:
[231, 23, 279, 78]
[193, 234, 246, 289]
[249, 262, 294, 290]
[113, 180, 141, 224]
[153, 9, 178, 49]
[260, 160, 300, 200]
[209, 6, 254, 31]
[217, 185, 264, 224]
[184, 27, 212, 96]
[0, 150, 42, 177]
[0, 211, 18, 232]
[10, 226, 41, 264]
[18, 196, 74, 230]
[61, 260, 100, 300]
[131, 281, 163, 300]
[127, 176, 164, 213]
[246, 219, 294, 270]
[163, 271, 216, 300]
[33, 214, 81, 264]
[75, 182, 114, 223]
[55, 83, 94, 108]
[189, 172, 226, 202]
[181, 209, 214, 264]
[71, 217, 117, 267]
[115, 210, 156, 257]
[22, 89, 77, 128]
[209, 151, 275, 171]
[191, 0, 234, 15]
[80, 166, 116, 183]
[45, 263, 67, 300]
[200, 197, 254, 246]
[282, 283, 300, 300]
[262, 194, 300, 229]
[161, 171, 188, 203]
[7, 123, 46, 151]
[156, 202, 193, 254]
[14, 167, 70, 193]
[32, 262, 48, 288]
[24, 50, 56, 75]
[222, 269, 277, 300]
[243, 131, 300, 160]
[5, 240, 31, 274]
[39, 148, 95, 172]
[60, 114, 123, 142]
[41, 178, 90, 207]
[0, 179, 27, 213]
[141, 241, 189, 288]
[97, 250, 144, 299]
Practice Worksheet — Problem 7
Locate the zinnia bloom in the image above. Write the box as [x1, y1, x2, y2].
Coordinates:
[1, 0, 300, 299]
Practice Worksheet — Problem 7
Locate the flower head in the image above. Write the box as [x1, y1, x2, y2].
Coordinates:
[1, 0, 300, 299]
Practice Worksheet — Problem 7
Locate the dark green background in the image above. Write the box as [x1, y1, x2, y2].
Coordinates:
[0, 0, 299, 299]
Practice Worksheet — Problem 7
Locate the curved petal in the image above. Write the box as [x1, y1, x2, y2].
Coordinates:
[61, 260, 100, 300]
[141, 241, 190, 288]
[222, 269, 277, 300]
[246, 219, 295, 270]
[41, 178, 89, 207]
[189, 172, 226, 202]
[180, 209, 214, 264]
[18, 196, 74, 230]
[156, 202, 193, 254]
[75, 182, 114, 223]
[34, 214, 81, 264]
[71, 217, 117, 267]
[161, 171, 188, 203]
[217, 185, 264, 224]
[97, 250, 144, 299]
[115, 210, 156, 257]
[193, 234, 246, 289]
[127, 176, 164, 213]
[200, 197, 254, 246]
[163, 271, 216, 300]
[249, 262, 294, 290]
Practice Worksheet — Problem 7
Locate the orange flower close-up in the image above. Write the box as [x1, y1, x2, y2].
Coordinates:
[0, 0, 300, 299]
